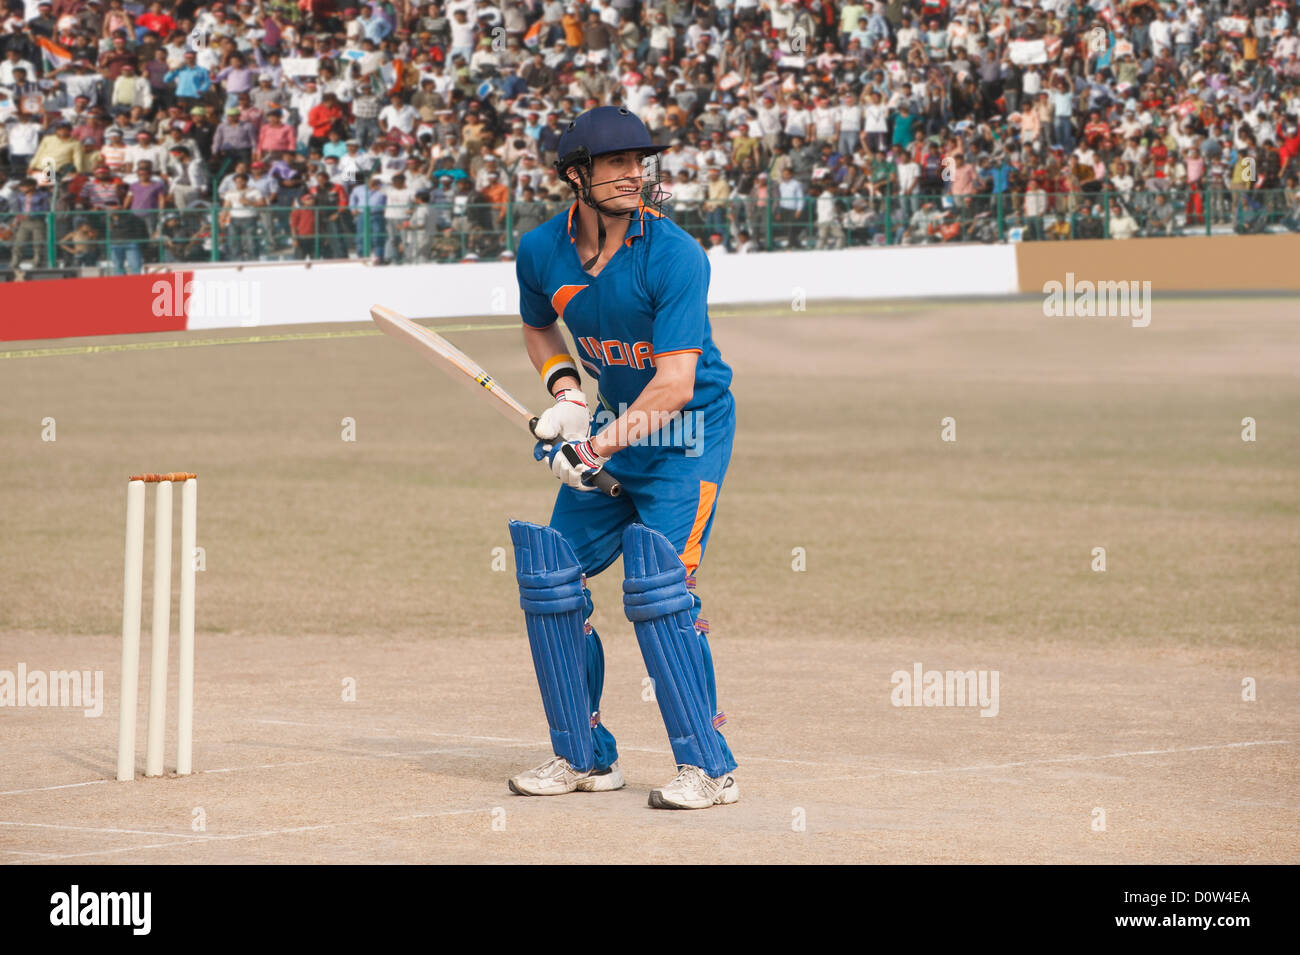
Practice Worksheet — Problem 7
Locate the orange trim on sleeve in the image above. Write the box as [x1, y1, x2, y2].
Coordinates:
[679, 480, 718, 576]
[651, 348, 704, 360]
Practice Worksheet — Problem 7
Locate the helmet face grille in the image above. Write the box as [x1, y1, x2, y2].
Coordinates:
[638, 152, 669, 213]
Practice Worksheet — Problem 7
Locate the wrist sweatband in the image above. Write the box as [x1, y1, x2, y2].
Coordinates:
[541, 353, 580, 396]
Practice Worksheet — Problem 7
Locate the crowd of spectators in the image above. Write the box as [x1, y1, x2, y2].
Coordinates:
[3, 0, 1300, 273]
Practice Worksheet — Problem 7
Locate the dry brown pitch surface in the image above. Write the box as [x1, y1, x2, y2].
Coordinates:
[1, 297, 1297, 864]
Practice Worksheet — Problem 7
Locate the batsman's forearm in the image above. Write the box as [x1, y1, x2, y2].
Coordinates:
[522, 322, 580, 396]
[589, 378, 689, 458]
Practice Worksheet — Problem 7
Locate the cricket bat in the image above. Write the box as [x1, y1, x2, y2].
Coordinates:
[369, 305, 622, 497]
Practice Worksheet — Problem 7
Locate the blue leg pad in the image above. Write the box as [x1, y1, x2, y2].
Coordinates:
[510, 520, 596, 772]
[622, 523, 732, 778]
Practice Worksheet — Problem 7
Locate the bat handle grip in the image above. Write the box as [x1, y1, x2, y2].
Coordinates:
[531, 420, 623, 498]
[591, 468, 623, 498]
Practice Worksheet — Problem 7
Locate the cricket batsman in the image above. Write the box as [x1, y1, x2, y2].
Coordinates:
[506, 106, 739, 810]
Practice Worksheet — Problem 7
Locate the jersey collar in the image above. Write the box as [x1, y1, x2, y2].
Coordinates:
[566, 199, 655, 247]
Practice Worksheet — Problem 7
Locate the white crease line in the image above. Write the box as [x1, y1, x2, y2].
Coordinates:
[800, 739, 1295, 784]
[0, 821, 210, 839]
[252, 718, 866, 769]
[201, 757, 337, 774]
[0, 779, 110, 797]
[366, 747, 509, 759]
[615, 743, 882, 769]
[0, 759, 340, 796]
[10, 735, 1287, 802]
[11, 806, 501, 863]
[0, 757, 349, 797]
[255, 720, 561, 746]
[7, 839, 215, 863]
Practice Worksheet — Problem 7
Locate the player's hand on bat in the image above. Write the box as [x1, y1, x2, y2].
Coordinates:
[530, 389, 591, 442]
[534, 438, 609, 493]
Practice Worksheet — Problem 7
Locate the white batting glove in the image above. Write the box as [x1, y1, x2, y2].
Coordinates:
[531, 388, 591, 442]
[540, 438, 609, 493]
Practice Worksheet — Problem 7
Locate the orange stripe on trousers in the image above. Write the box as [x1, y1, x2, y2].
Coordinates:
[679, 480, 718, 575]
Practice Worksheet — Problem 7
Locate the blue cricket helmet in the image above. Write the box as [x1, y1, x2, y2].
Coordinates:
[554, 106, 665, 169]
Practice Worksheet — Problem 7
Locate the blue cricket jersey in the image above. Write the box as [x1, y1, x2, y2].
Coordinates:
[516, 201, 733, 415]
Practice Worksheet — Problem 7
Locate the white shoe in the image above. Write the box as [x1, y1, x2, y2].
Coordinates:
[508, 756, 625, 796]
[648, 765, 739, 810]
[576, 761, 625, 792]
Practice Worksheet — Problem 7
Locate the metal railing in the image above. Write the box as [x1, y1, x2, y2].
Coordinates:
[697, 186, 1300, 249]
[4, 188, 1298, 273]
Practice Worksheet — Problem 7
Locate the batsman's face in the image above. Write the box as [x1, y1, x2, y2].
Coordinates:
[589, 150, 648, 213]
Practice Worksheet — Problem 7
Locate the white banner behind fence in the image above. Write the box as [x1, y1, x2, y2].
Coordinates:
[183, 244, 1020, 330]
